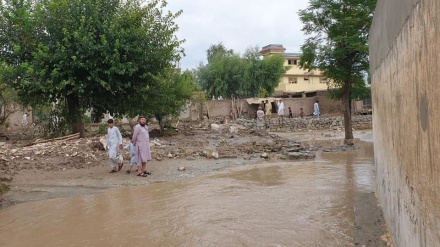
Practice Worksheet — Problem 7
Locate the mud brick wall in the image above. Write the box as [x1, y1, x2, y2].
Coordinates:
[236, 115, 372, 131]
[370, 0, 440, 246]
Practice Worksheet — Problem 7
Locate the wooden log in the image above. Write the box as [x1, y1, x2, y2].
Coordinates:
[25, 133, 80, 146]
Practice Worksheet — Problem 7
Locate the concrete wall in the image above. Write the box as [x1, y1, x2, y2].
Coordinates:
[179, 96, 345, 121]
[370, 0, 440, 246]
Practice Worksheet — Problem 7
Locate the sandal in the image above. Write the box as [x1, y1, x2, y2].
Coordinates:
[137, 172, 147, 177]
[143, 171, 152, 175]
[109, 169, 117, 173]
[118, 164, 124, 171]
[126, 170, 131, 174]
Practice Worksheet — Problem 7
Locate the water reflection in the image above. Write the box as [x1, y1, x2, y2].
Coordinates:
[0, 143, 375, 247]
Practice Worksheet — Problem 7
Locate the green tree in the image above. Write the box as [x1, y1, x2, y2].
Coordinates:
[138, 69, 197, 134]
[206, 42, 234, 63]
[0, 68, 18, 126]
[197, 44, 285, 99]
[258, 54, 286, 96]
[197, 52, 243, 99]
[298, 0, 376, 141]
[0, 0, 183, 137]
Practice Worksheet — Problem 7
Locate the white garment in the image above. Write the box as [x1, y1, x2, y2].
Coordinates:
[107, 126, 122, 160]
[313, 102, 320, 117]
[256, 109, 265, 119]
[256, 110, 265, 128]
[22, 114, 28, 125]
[277, 102, 285, 115]
[124, 143, 137, 166]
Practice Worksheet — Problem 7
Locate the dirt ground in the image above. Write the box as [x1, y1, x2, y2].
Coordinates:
[0, 122, 390, 246]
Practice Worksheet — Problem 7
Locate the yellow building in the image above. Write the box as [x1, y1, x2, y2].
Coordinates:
[260, 44, 328, 96]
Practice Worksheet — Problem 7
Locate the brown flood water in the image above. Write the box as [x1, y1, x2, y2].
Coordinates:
[0, 144, 374, 247]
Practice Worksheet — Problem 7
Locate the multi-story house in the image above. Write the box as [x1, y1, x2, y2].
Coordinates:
[260, 44, 329, 97]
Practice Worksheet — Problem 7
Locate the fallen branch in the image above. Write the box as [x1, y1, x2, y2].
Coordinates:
[25, 133, 80, 146]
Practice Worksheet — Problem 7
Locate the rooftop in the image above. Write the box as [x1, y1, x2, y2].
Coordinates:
[260, 44, 302, 57]
[284, 52, 302, 57]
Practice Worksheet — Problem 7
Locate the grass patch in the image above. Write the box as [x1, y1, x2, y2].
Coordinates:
[0, 183, 10, 195]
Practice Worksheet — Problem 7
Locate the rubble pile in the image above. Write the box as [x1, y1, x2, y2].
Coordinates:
[0, 137, 108, 182]
[147, 125, 315, 161]
[0, 121, 319, 183]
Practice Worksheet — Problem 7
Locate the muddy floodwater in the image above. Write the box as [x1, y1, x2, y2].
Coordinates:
[0, 144, 375, 247]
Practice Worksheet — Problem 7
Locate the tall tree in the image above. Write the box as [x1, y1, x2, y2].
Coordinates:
[138, 69, 197, 134]
[206, 42, 234, 63]
[0, 0, 183, 137]
[197, 44, 285, 99]
[0, 64, 18, 126]
[298, 0, 376, 141]
[242, 46, 286, 97]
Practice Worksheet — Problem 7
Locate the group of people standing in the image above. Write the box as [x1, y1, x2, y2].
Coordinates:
[256, 99, 320, 129]
[106, 116, 152, 177]
[259, 99, 285, 118]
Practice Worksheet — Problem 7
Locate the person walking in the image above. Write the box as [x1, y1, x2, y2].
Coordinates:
[313, 101, 320, 118]
[123, 135, 137, 174]
[22, 113, 28, 126]
[132, 116, 152, 177]
[106, 119, 123, 173]
[277, 99, 285, 123]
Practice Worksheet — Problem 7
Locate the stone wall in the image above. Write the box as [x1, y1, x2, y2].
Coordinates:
[370, 0, 440, 246]
[236, 115, 372, 132]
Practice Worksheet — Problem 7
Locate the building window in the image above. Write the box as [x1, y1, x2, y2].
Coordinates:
[287, 59, 298, 65]
[304, 77, 309, 81]
[288, 77, 298, 84]
[320, 77, 328, 83]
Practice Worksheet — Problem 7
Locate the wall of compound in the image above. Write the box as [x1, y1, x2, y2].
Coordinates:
[370, 0, 440, 246]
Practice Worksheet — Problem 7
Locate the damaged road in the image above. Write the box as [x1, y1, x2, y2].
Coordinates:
[0, 123, 319, 188]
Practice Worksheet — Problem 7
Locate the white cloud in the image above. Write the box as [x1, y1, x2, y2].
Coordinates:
[166, 0, 310, 70]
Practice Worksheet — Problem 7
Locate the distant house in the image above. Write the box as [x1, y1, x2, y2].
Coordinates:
[260, 44, 328, 97]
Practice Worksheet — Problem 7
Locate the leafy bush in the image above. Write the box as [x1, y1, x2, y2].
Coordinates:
[82, 114, 92, 125]
[97, 123, 108, 135]
[0, 183, 10, 195]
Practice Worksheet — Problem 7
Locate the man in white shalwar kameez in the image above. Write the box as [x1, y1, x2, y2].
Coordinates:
[277, 99, 285, 124]
[313, 101, 320, 118]
[106, 119, 123, 173]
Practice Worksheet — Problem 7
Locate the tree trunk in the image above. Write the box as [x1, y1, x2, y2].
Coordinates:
[67, 94, 85, 138]
[343, 81, 354, 143]
[157, 116, 165, 136]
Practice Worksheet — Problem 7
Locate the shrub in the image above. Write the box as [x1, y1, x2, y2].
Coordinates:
[0, 183, 10, 195]
[97, 123, 108, 135]
[82, 115, 92, 125]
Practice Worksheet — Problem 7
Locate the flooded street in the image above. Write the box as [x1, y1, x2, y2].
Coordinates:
[0, 143, 375, 247]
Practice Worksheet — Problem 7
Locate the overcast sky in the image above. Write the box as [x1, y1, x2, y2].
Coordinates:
[166, 0, 311, 70]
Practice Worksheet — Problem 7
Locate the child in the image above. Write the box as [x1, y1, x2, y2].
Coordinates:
[288, 107, 293, 118]
[123, 136, 137, 174]
[106, 119, 123, 173]
[299, 108, 304, 118]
